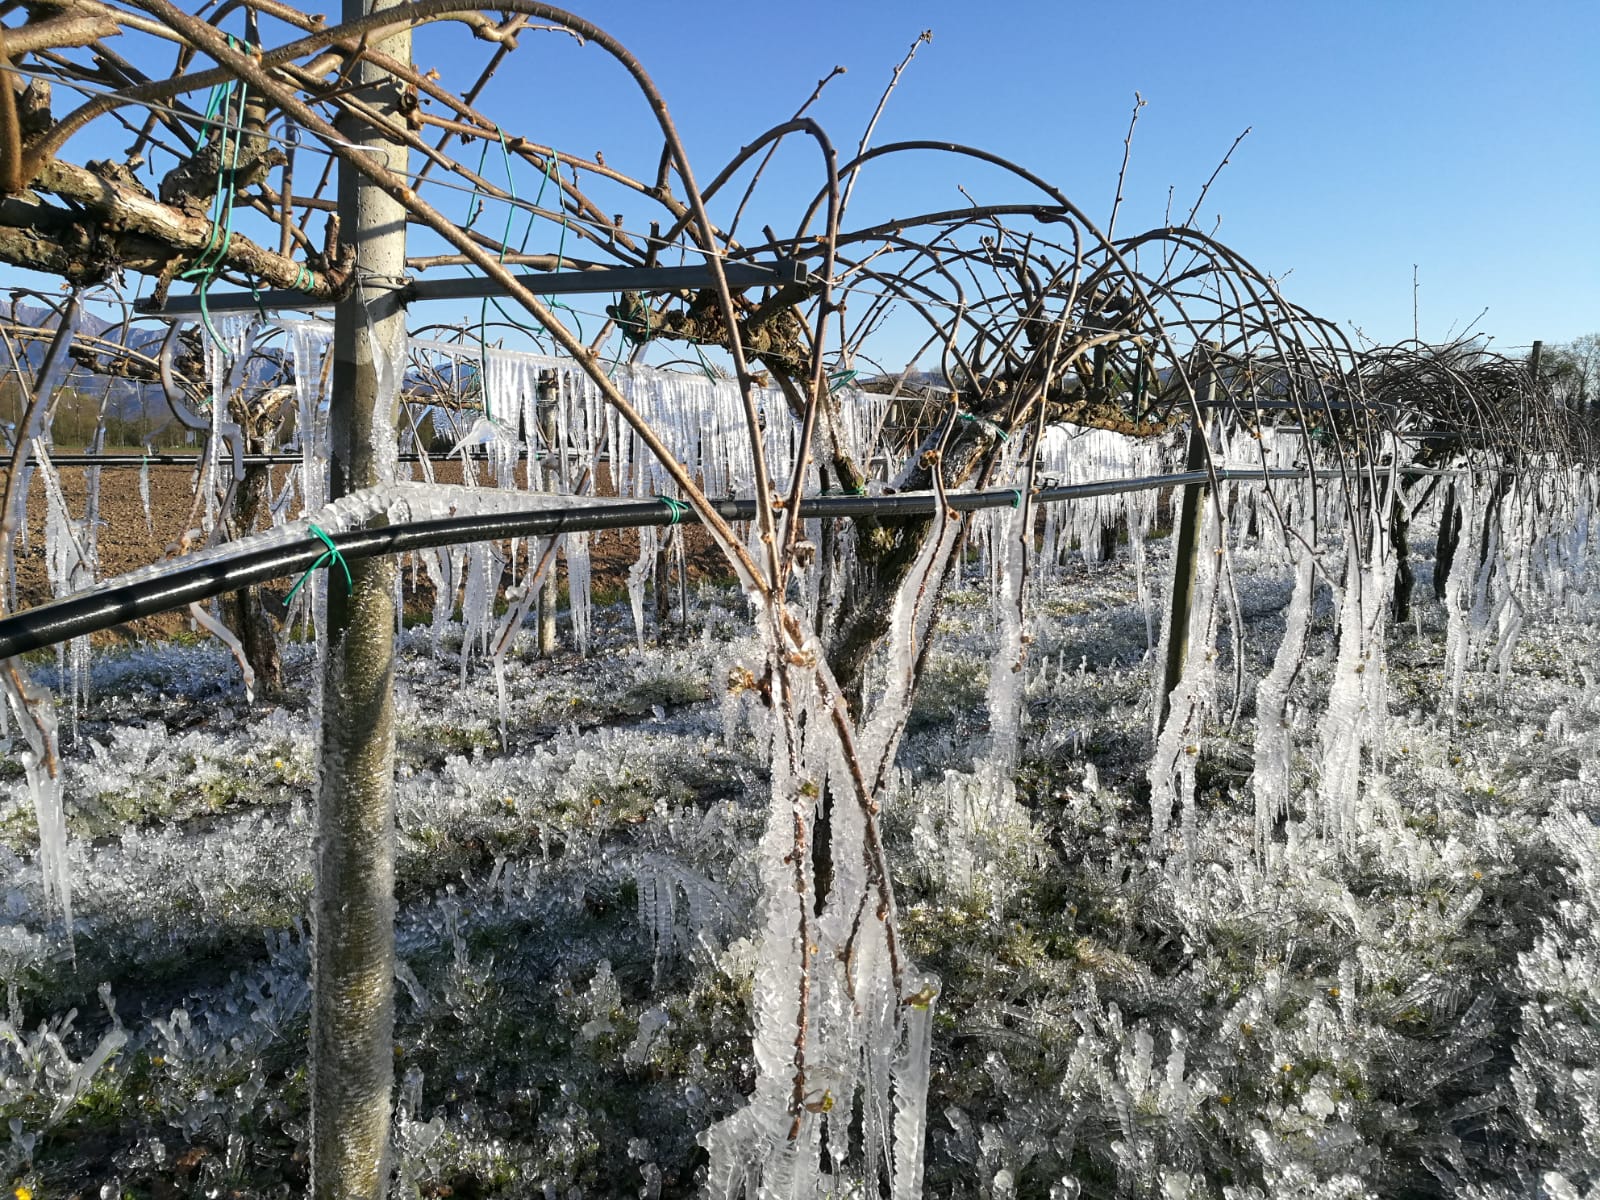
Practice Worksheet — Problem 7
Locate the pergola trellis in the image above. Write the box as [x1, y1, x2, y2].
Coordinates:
[0, 1, 1593, 1196]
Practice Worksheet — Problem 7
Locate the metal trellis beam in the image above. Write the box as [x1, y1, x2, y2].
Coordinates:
[139, 259, 811, 317]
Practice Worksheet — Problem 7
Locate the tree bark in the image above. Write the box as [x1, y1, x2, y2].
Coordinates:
[1434, 480, 1459, 602]
[12, 159, 350, 296]
[1391, 488, 1414, 625]
[221, 453, 283, 695]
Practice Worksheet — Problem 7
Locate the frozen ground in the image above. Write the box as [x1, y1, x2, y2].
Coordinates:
[3, 515, 1600, 1199]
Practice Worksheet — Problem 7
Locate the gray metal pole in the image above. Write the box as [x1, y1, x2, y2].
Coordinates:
[311, 0, 409, 1192]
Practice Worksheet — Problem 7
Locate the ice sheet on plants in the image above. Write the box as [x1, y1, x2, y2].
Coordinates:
[4, 468, 1599, 1195]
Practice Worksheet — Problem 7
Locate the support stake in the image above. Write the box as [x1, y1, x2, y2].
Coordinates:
[311, 1, 409, 1193]
[1159, 348, 1217, 728]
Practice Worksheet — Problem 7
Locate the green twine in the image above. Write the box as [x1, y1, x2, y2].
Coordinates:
[690, 343, 720, 385]
[545, 156, 570, 283]
[283, 523, 352, 606]
[1010, 488, 1023, 509]
[178, 35, 253, 355]
[603, 276, 648, 377]
[469, 142, 583, 373]
[657, 495, 689, 524]
[828, 368, 858, 393]
[529, 154, 583, 338]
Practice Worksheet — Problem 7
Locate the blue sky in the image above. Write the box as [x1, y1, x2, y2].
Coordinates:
[421, 0, 1596, 355]
[4, 0, 1594, 359]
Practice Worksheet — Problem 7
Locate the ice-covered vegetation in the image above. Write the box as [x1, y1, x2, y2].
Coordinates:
[5, 460, 1600, 1196]
[1, 6, 1597, 1196]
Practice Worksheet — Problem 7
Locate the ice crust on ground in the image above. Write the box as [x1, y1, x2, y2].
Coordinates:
[6, 473, 1599, 1197]
[10, 326, 1600, 1196]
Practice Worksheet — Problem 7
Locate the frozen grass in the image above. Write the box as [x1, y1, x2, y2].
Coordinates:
[4, 516, 1600, 1198]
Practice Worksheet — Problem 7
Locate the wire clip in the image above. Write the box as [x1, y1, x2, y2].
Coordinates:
[284, 523, 353, 606]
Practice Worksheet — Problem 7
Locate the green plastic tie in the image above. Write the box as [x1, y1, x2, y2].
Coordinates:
[691, 343, 720, 385]
[957, 413, 1009, 443]
[283, 523, 352, 606]
[828, 368, 858, 394]
[657, 495, 690, 525]
[1010, 488, 1023, 509]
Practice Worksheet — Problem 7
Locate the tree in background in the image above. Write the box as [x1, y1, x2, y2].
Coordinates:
[1545, 333, 1599, 425]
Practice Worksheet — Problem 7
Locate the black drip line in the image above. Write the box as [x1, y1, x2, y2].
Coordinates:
[0, 466, 1423, 659]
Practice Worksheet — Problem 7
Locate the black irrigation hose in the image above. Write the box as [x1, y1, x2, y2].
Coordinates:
[0, 467, 1378, 659]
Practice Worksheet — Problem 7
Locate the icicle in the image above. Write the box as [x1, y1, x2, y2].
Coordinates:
[627, 525, 659, 652]
[891, 973, 940, 1200]
[138, 453, 154, 533]
[1441, 475, 1482, 723]
[1252, 533, 1314, 859]
[459, 542, 493, 680]
[449, 410, 520, 491]
[1131, 528, 1154, 653]
[859, 509, 965, 787]
[699, 610, 813, 1192]
[986, 498, 1029, 772]
[566, 531, 592, 656]
[706, 577, 944, 1194]
[32, 443, 97, 731]
[419, 546, 460, 657]
[0, 664, 72, 937]
[1147, 499, 1224, 849]
[1313, 506, 1395, 850]
[488, 536, 559, 746]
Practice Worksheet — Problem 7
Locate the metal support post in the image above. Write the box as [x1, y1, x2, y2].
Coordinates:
[311, 0, 409, 1192]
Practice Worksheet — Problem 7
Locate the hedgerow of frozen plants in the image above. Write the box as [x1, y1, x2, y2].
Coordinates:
[4, 490, 1600, 1197]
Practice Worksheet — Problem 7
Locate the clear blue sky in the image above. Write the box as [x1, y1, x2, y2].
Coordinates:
[423, 0, 1596, 355]
[5, 0, 1594, 358]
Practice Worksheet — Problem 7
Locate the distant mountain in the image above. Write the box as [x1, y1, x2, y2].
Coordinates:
[0, 301, 299, 431]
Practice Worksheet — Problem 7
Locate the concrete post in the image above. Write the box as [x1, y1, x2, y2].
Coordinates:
[311, 0, 409, 1192]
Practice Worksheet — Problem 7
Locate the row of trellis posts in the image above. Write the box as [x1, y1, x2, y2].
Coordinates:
[0, 7, 1563, 1184]
[0, 308, 1549, 1197]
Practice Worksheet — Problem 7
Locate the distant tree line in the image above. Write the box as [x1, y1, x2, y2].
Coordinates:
[1545, 333, 1600, 423]
[1, 375, 196, 451]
